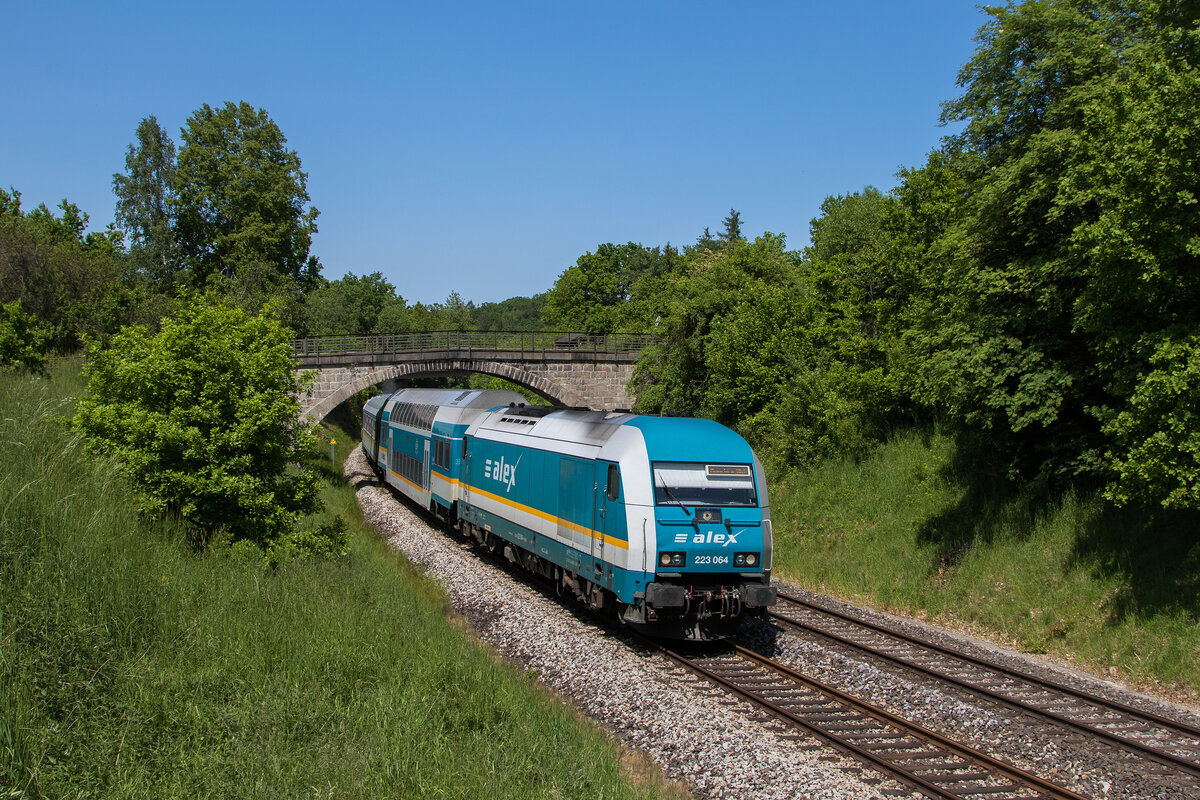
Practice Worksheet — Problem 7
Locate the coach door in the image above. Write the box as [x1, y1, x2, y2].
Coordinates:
[461, 439, 471, 505]
[423, 440, 430, 492]
[593, 461, 620, 590]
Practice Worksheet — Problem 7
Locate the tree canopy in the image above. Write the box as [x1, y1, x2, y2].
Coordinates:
[908, 0, 1200, 504]
[174, 102, 321, 291]
[112, 115, 178, 287]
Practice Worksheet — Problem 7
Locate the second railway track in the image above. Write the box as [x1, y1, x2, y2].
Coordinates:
[766, 590, 1200, 790]
[645, 636, 1090, 800]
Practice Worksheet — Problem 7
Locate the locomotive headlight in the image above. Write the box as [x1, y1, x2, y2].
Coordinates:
[734, 552, 759, 568]
[658, 552, 685, 568]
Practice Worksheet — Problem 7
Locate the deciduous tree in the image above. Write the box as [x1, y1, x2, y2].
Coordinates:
[173, 102, 321, 292]
[112, 115, 178, 287]
[909, 0, 1200, 505]
[0, 300, 49, 374]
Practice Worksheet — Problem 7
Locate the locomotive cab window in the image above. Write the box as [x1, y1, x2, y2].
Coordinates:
[652, 462, 756, 507]
[606, 464, 621, 501]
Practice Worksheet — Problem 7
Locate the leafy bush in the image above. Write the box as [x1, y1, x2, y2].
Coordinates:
[0, 300, 48, 374]
[72, 294, 342, 558]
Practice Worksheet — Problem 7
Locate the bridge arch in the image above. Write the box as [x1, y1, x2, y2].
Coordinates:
[293, 331, 648, 423]
[299, 359, 636, 423]
[301, 360, 576, 422]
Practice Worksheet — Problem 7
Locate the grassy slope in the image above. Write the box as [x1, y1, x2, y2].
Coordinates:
[0, 367, 674, 799]
[769, 428, 1200, 700]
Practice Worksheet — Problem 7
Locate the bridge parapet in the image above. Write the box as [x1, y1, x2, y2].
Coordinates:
[292, 330, 653, 367]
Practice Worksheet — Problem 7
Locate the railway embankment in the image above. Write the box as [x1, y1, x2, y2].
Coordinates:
[0, 369, 674, 799]
[767, 427, 1200, 706]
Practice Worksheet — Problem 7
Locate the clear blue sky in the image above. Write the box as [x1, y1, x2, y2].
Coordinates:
[4, 1, 985, 306]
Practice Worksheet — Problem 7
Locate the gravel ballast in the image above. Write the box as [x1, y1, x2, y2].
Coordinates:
[347, 448, 1199, 800]
[348, 449, 914, 800]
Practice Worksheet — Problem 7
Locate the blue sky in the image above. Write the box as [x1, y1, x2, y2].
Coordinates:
[4, 2, 985, 306]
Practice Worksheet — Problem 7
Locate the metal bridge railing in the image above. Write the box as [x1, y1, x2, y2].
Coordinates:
[290, 330, 655, 359]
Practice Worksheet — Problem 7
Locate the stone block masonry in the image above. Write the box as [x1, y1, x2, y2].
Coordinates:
[297, 359, 636, 423]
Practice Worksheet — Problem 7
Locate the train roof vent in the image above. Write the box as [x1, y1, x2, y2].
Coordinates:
[503, 403, 560, 419]
[498, 416, 538, 427]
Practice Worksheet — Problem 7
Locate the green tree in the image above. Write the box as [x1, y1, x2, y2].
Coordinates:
[543, 243, 666, 333]
[632, 234, 801, 421]
[112, 115, 179, 287]
[0, 190, 141, 352]
[471, 294, 546, 331]
[72, 295, 341, 558]
[796, 187, 918, 455]
[304, 271, 399, 335]
[909, 0, 1200, 505]
[173, 102, 321, 292]
[437, 291, 475, 331]
[373, 299, 416, 334]
[719, 208, 744, 245]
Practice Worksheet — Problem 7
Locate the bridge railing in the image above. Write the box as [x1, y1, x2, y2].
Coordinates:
[290, 330, 655, 358]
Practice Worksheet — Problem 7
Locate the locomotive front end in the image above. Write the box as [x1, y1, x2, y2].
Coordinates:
[641, 460, 776, 638]
[617, 418, 777, 640]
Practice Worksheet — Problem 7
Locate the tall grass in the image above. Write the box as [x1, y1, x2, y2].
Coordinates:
[1, 367, 675, 799]
[770, 428, 1200, 697]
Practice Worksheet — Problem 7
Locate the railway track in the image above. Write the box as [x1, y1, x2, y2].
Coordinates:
[769, 591, 1200, 787]
[644, 636, 1090, 800]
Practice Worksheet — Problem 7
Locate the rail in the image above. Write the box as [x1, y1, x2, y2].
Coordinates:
[290, 330, 655, 359]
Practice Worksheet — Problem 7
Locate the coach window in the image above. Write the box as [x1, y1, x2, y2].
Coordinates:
[606, 464, 621, 501]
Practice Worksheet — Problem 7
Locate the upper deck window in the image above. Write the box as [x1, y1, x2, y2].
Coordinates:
[652, 462, 757, 508]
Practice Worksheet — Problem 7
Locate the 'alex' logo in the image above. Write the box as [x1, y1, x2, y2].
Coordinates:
[484, 456, 519, 492]
[674, 530, 743, 547]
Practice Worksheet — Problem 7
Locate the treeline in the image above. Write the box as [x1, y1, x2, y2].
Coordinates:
[3, 0, 1197, 515]
[0, 100, 545, 363]
[542, 0, 1200, 514]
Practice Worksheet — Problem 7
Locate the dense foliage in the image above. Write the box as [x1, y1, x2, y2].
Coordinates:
[0, 301, 49, 375]
[72, 295, 344, 560]
[558, 0, 1199, 510]
[174, 102, 322, 292]
[907, 0, 1200, 506]
[5, 0, 1198, 525]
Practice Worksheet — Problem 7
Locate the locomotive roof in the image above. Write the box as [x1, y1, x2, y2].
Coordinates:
[476, 406, 634, 448]
[474, 408, 752, 463]
[625, 416, 754, 463]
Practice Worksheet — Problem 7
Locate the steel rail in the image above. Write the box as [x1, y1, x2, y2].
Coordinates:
[772, 591, 1200, 780]
[634, 631, 1090, 800]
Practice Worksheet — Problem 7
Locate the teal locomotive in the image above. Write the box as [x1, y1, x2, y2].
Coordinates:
[362, 388, 777, 639]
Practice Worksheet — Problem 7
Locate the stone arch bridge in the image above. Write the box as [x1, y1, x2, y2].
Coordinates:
[293, 331, 654, 423]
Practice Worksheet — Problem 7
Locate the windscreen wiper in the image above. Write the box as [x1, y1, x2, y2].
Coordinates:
[654, 470, 692, 516]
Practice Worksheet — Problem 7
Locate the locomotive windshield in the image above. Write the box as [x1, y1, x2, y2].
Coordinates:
[652, 462, 757, 507]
